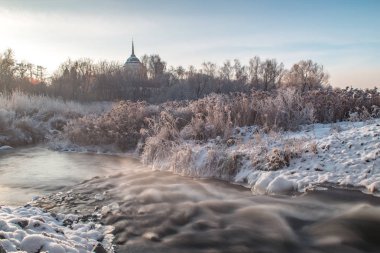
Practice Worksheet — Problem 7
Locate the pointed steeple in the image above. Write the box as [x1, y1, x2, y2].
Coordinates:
[125, 38, 141, 65]
[131, 39, 135, 56]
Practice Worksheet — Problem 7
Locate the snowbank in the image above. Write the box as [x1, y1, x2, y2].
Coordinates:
[0, 145, 13, 151]
[145, 119, 380, 195]
[0, 205, 113, 253]
[242, 119, 380, 194]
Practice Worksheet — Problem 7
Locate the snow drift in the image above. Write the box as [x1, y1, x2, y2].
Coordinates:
[0, 205, 113, 253]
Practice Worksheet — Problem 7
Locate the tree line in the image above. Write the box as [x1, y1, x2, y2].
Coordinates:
[0, 48, 337, 103]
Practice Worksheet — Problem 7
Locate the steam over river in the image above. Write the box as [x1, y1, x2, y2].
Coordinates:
[1, 147, 380, 253]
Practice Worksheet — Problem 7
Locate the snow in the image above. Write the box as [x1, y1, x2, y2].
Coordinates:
[100, 202, 119, 216]
[0, 205, 113, 253]
[252, 173, 274, 194]
[0, 145, 13, 151]
[237, 119, 380, 194]
[266, 177, 295, 195]
[237, 120, 379, 193]
[147, 119, 380, 195]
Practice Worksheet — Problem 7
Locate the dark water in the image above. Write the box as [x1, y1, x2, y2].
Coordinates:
[2, 147, 380, 253]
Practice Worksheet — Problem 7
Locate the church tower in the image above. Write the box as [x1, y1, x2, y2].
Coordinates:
[124, 40, 141, 67]
[123, 40, 146, 79]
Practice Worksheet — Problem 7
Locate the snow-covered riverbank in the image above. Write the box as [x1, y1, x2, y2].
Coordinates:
[146, 119, 380, 195]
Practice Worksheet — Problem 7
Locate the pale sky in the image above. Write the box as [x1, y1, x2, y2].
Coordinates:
[0, 0, 379, 88]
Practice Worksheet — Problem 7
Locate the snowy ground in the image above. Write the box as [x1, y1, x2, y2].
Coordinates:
[0, 205, 113, 253]
[239, 119, 380, 194]
[147, 119, 380, 195]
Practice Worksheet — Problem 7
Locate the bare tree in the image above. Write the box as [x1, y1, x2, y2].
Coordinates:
[259, 59, 284, 91]
[15, 62, 28, 79]
[175, 66, 185, 80]
[219, 60, 233, 81]
[0, 49, 16, 92]
[248, 56, 261, 88]
[283, 60, 329, 92]
[233, 59, 247, 83]
[201, 62, 217, 78]
[150, 55, 166, 79]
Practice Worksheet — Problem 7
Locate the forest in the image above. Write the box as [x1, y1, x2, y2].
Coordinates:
[1, 48, 335, 102]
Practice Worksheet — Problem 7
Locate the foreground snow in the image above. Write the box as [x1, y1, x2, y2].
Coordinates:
[147, 119, 380, 195]
[241, 119, 380, 194]
[0, 205, 113, 253]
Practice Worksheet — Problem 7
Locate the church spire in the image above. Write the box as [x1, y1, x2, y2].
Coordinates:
[124, 38, 141, 65]
[132, 39, 135, 56]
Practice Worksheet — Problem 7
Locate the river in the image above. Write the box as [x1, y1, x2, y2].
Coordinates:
[0, 146, 136, 205]
[1, 147, 380, 253]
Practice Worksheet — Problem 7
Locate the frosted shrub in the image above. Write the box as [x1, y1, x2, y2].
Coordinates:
[0, 92, 110, 147]
[349, 106, 378, 121]
[306, 88, 380, 123]
[63, 87, 380, 155]
[184, 89, 314, 140]
[0, 109, 14, 132]
[65, 101, 158, 150]
[0, 91, 106, 116]
[49, 117, 67, 131]
[264, 148, 293, 171]
[186, 95, 235, 140]
[219, 153, 243, 179]
[256, 89, 314, 131]
[13, 117, 44, 144]
[249, 132, 305, 171]
[2, 87, 379, 153]
[142, 137, 176, 167]
[141, 110, 183, 165]
[171, 145, 194, 175]
[64, 115, 107, 146]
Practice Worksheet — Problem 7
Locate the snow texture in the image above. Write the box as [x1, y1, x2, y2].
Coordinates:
[242, 119, 380, 194]
[0, 205, 113, 253]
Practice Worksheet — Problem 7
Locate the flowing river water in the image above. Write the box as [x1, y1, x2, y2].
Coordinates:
[1, 147, 380, 253]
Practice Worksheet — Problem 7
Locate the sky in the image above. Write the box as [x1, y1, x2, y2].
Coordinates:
[0, 0, 379, 88]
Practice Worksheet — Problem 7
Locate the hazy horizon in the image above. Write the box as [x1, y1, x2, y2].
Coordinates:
[0, 0, 379, 88]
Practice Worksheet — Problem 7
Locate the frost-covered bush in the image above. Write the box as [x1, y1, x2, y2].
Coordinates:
[0, 109, 14, 132]
[0, 91, 108, 116]
[185, 89, 314, 138]
[65, 101, 160, 150]
[0, 91, 110, 147]
[141, 110, 183, 164]
[255, 89, 314, 131]
[305, 87, 380, 123]
[2, 87, 379, 152]
[248, 132, 305, 171]
[63, 87, 380, 153]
